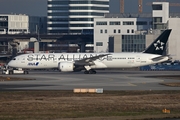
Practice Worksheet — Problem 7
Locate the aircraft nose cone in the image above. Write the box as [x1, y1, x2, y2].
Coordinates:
[7, 61, 13, 67]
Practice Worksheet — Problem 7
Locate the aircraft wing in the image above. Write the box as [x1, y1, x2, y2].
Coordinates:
[74, 54, 111, 65]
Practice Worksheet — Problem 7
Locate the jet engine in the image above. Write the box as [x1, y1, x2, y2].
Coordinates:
[58, 62, 74, 72]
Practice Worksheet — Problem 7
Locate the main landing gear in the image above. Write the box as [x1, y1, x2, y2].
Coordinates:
[84, 69, 96, 74]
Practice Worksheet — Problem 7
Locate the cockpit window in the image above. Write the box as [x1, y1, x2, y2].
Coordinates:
[12, 58, 16, 60]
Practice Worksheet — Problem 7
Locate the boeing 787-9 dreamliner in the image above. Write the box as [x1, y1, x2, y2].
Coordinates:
[8, 29, 172, 74]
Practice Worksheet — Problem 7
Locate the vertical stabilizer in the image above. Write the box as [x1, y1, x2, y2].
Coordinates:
[143, 29, 172, 55]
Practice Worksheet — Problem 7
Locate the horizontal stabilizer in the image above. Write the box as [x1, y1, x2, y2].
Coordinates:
[151, 55, 169, 61]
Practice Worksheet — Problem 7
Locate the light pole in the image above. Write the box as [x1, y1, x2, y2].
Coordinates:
[36, 25, 40, 42]
[43, 43, 45, 52]
[34, 25, 40, 53]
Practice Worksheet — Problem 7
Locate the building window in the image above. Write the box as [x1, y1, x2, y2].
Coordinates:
[69, 24, 93, 27]
[109, 21, 120, 25]
[69, 12, 104, 16]
[153, 17, 162, 22]
[105, 29, 107, 33]
[114, 29, 116, 33]
[123, 21, 134, 25]
[96, 42, 103, 46]
[153, 24, 165, 29]
[118, 29, 121, 33]
[136, 21, 147, 25]
[122, 35, 146, 52]
[68, 6, 109, 10]
[152, 4, 162, 10]
[131, 29, 134, 33]
[96, 21, 107, 25]
[127, 29, 129, 33]
[100, 29, 103, 33]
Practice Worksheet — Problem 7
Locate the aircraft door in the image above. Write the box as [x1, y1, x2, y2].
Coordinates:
[136, 56, 141, 66]
[21, 57, 26, 64]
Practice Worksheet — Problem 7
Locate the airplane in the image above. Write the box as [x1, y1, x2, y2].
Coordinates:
[7, 29, 172, 74]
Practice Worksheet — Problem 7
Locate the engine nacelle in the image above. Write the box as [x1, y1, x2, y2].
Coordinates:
[58, 62, 74, 72]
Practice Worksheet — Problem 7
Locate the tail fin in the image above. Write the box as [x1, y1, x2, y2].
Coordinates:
[143, 29, 172, 55]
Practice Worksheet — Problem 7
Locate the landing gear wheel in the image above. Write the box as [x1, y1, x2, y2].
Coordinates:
[92, 70, 96, 74]
[88, 69, 97, 74]
[24, 71, 29, 74]
[9, 71, 13, 75]
[91, 70, 96, 74]
[84, 71, 89, 74]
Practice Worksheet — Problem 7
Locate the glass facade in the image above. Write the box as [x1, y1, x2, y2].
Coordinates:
[122, 35, 146, 52]
[153, 17, 167, 29]
[136, 21, 147, 25]
[0, 16, 8, 33]
[152, 4, 162, 10]
[153, 23, 167, 29]
[47, 0, 109, 34]
[0, 22, 8, 28]
[153, 17, 162, 22]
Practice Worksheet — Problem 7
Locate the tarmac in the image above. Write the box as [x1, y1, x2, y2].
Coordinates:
[0, 70, 180, 91]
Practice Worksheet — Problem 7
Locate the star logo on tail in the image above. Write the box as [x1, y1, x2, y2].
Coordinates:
[154, 40, 164, 51]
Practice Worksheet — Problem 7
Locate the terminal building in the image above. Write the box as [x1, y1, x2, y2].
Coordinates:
[94, 14, 152, 53]
[47, 0, 109, 34]
[93, 2, 180, 61]
[1, 2, 180, 62]
[0, 14, 47, 34]
[0, 14, 47, 55]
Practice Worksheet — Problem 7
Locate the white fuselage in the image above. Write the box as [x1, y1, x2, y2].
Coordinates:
[8, 53, 169, 69]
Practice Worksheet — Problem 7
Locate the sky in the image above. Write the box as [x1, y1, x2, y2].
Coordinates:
[0, 0, 180, 16]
